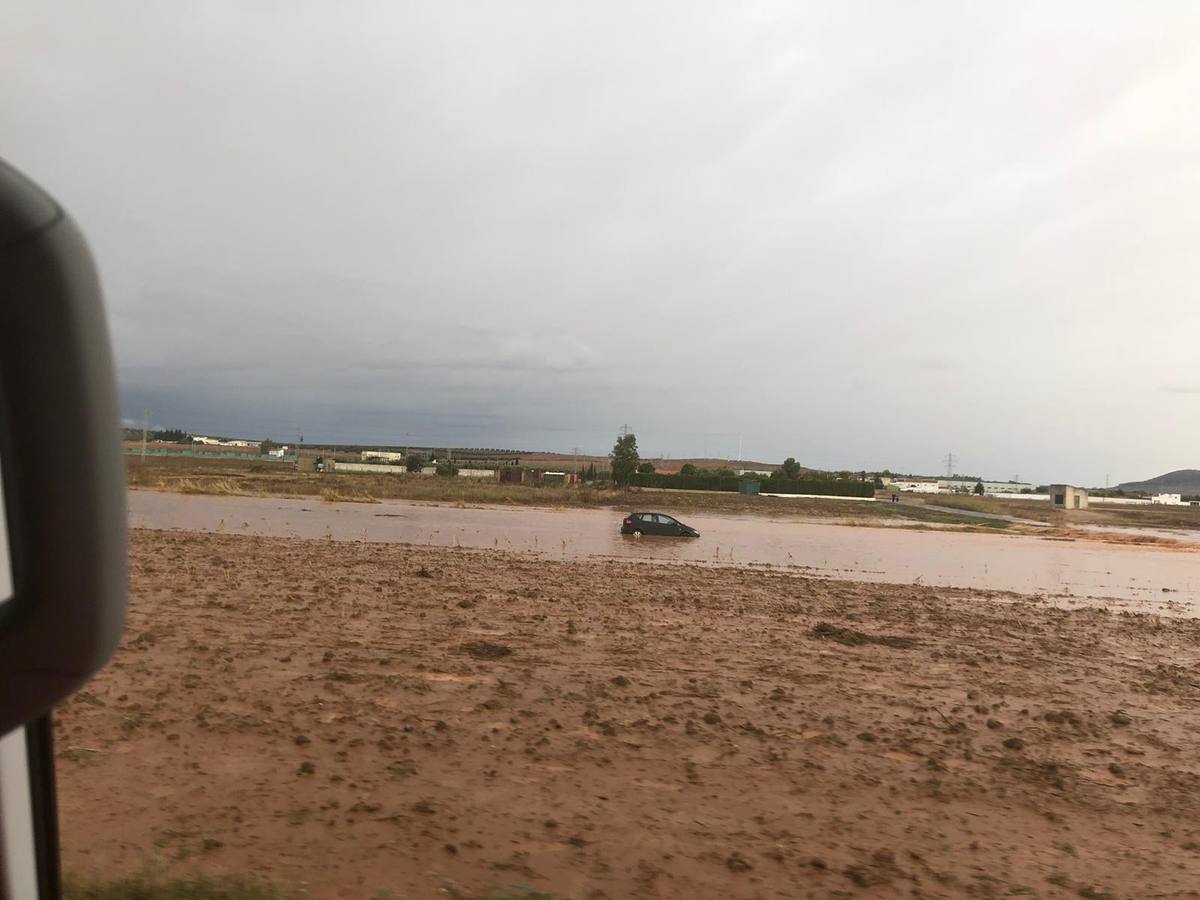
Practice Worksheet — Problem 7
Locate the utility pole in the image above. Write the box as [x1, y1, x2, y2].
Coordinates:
[619, 423, 630, 437]
[944, 452, 956, 478]
[140, 409, 149, 462]
[737, 436, 743, 462]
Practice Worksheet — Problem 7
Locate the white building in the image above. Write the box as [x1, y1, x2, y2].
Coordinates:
[938, 478, 1033, 494]
[892, 480, 942, 494]
[735, 469, 773, 477]
[192, 436, 256, 448]
[362, 450, 408, 462]
[1151, 493, 1184, 505]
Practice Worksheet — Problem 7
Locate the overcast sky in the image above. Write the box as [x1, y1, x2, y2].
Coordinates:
[4, 3, 1199, 484]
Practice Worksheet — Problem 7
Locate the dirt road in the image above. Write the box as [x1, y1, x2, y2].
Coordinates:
[57, 529, 1200, 898]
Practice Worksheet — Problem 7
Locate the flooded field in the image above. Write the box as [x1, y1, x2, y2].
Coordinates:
[129, 490, 1200, 614]
[58, 530, 1200, 899]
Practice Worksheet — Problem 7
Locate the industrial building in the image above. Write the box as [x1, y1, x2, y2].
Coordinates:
[891, 479, 942, 493]
[938, 478, 1034, 494]
[1151, 493, 1184, 505]
[889, 476, 1034, 495]
[361, 450, 408, 462]
[192, 436, 254, 448]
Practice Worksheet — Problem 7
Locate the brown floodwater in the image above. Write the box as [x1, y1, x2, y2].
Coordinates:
[128, 490, 1200, 615]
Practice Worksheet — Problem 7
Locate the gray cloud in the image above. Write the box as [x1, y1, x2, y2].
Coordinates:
[5, 2, 1200, 483]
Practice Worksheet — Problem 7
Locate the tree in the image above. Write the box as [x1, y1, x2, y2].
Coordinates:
[974, 480, 985, 495]
[780, 457, 801, 479]
[637, 461, 655, 474]
[405, 454, 423, 473]
[260, 439, 277, 454]
[679, 463, 697, 476]
[435, 460, 458, 477]
[610, 431, 639, 485]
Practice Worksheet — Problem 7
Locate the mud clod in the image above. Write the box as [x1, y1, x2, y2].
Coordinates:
[810, 622, 916, 649]
[726, 852, 753, 872]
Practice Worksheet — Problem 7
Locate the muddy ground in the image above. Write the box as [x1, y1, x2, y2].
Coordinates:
[57, 529, 1200, 899]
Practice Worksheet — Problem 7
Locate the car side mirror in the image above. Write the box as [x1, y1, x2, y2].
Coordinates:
[0, 159, 127, 737]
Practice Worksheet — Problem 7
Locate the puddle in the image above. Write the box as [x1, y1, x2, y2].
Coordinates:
[128, 491, 1200, 615]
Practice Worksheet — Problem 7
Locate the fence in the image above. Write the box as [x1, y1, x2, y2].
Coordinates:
[123, 447, 297, 462]
[629, 472, 874, 498]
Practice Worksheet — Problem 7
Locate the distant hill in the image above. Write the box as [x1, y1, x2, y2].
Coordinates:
[1116, 469, 1200, 495]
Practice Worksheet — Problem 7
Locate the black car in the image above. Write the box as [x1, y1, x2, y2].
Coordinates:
[621, 512, 700, 537]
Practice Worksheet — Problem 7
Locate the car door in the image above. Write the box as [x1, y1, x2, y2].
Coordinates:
[635, 513, 658, 534]
[655, 514, 681, 535]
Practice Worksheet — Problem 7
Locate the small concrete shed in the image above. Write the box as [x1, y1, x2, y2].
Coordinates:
[1049, 485, 1088, 510]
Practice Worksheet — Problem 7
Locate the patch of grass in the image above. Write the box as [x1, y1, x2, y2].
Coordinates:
[64, 869, 301, 900]
[974, 519, 1012, 530]
[319, 487, 378, 503]
[809, 622, 917, 649]
[176, 478, 244, 496]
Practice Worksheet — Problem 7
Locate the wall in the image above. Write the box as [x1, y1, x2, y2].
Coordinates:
[335, 462, 410, 475]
